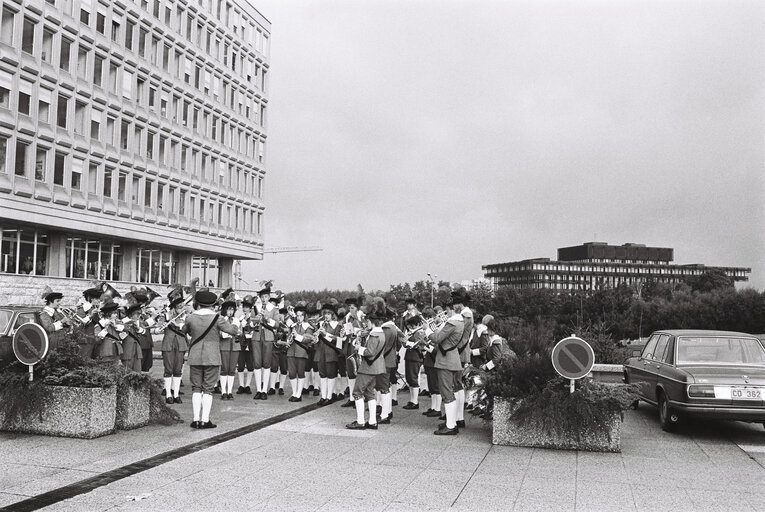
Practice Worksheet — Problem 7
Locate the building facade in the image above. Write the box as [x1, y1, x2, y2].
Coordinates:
[0, 0, 269, 292]
[483, 242, 751, 293]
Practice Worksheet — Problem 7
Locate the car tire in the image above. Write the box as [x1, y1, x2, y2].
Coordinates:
[658, 391, 680, 432]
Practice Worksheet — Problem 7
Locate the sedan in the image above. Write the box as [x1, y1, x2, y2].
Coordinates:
[623, 329, 765, 432]
[0, 306, 43, 369]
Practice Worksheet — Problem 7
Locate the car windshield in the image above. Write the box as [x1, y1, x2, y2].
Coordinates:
[676, 336, 765, 366]
[0, 309, 11, 334]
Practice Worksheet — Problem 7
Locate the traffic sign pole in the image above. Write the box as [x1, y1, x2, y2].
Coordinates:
[570, 379, 574, 394]
[29, 364, 33, 382]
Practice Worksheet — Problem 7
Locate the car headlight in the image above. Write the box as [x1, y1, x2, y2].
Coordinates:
[688, 384, 715, 398]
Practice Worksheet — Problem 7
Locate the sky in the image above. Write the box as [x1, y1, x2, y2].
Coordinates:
[240, 0, 765, 293]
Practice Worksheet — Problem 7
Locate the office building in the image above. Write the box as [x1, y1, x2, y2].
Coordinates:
[0, 0, 269, 290]
[483, 242, 751, 293]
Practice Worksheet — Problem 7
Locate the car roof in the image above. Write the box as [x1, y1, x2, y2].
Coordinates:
[0, 306, 43, 311]
[654, 329, 757, 338]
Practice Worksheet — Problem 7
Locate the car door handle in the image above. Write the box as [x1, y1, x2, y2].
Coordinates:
[655, 364, 661, 369]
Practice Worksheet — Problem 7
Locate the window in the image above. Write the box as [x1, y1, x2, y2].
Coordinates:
[88, 162, 98, 194]
[15, 140, 29, 177]
[105, 116, 115, 146]
[138, 27, 147, 56]
[189, 195, 196, 219]
[80, 0, 91, 25]
[21, 18, 35, 55]
[158, 182, 166, 211]
[41, 28, 54, 63]
[65, 237, 121, 281]
[96, 10, 105, 34]
[164, 6, 171, 25]
[71, 158, 83, 190]
[18, 90, 31, 116]
[148, 86, 156, 108]
[136, 247, 176, 285]
[146, 131, 154, 160]
[74, 100, 87, 134]
[34, 146, 47, 181]
[54, 152, 65, 186]
[108, 62, 118, 94]
[0, 135, 6, 173]
[77, 45, 88, 79]
[90, 109, 101, 140]
[152, 0, 160, 18]
[179, 189, 186, 215]
[122, 70, 133, 99]
[125, 20, 134, 50]
[144, 179, 153, 208]
[1, 6, 14, 46]
[169, 185, 177, 212]
[117, 171, 127, 201]
[56, 94, 68, 128]
[1, 228, 49, 275]
[103, 166, 114, 198]
[120, 120, 129, 150]
[131, 175, 140, 204]
[59, 37, 72, 72]
[111, 18, 120, 42]
[93, 54, 103, 86]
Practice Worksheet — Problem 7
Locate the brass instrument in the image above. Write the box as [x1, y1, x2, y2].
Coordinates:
[59, 307, 83, 326]
[155, 310, 187, 332]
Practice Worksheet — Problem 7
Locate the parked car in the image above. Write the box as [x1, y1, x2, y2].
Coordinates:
[0, 306, 44, 370]
[623, 330, 765, 432]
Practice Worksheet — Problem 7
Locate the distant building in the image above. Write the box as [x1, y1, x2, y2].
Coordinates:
[482, 242, 750, 293]
[0, 0, 270, 290]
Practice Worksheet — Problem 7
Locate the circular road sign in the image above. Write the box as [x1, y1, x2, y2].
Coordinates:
[13, 323, 49, 365]
[551, 336, 595, 380]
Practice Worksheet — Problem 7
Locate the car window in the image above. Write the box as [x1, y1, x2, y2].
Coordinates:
[677, 336, 765, 366]
[662, 337, 675, 364]
[654, 335, 670, 362]
[641, 335, 659, 360]
[0, 309, 12, 334]
[13, 312, 37, 331]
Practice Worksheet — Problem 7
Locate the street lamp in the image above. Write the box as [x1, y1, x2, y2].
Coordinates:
[427, 273, 438, 308]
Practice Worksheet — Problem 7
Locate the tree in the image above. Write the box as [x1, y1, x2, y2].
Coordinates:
[685, 268, 734, 293]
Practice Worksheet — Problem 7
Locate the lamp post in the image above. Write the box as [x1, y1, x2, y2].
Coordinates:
[427, 273, 438, 308]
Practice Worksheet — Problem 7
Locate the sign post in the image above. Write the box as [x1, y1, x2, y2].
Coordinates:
[551, 335, 595, 394]
[12, 323, 49, 381]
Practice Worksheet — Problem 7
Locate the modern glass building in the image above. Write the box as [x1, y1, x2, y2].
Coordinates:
[0, 0, 269, 288]
[483, 242, 751, 293]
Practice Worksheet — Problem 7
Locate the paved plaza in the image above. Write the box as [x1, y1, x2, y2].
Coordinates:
[0, 369, 764, 512]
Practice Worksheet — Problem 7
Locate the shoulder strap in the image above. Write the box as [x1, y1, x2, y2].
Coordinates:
[189, 314, 219, 350]
[366, 336, 386, 364]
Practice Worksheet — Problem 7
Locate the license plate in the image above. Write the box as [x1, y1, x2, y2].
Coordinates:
[731, 387, 763, 400]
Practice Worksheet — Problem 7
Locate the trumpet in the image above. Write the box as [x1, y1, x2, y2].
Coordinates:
[156, 310, 187, 332]
[59, 307, 84, 325]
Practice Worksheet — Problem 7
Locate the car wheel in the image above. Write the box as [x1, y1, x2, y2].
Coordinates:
[658, 391, 680, 432]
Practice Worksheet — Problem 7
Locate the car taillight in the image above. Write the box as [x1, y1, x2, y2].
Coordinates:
[688, 385, 715, 398]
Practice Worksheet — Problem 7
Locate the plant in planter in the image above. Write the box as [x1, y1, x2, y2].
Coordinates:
[482, 349, 639, 452]
[0, 328, 181, 438]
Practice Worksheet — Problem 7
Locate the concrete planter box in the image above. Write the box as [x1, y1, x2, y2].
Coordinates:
[116, 384, 150, 430]
[492, 397, 622, 452]
[0, 385, 117, 439]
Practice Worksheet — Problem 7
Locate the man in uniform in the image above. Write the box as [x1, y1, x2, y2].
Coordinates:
[340, 298, 363, 407]
[473, 314, 515, 420]
[160, 295, 188, 404]
[253, 287, 281, 400]
[345, 298, 386, 430]
[424, 289, 466, 435]
[455, 288, 474, 427]
[38, 286, 70, 351]
[74, 287, 102, 358]
[182, 290, 239, 428]
[401, 297, 423, 410]
[122, 304, 145, 372]
[236, 296, 256, 394]
[378, 308, 404, 424]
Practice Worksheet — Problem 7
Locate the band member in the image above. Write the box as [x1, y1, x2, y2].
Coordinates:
[472, 314, 516, 419]
[340, 298, 363, 407]
[252, 287, 281, 400]
[219, 298, 240, 400]
[160, 295, 188, 404]
[345, 299, 386, 430]
[286, 302, 315, 402]
[95, 301, 124, 362]
[379, 308, 404, 423]
[138, 294, 157, 373]
[455, 288, 473, 425]
[74, 287, 103, 358]
[236, 296, 256, 394]
[424, 290, 466, 435]
[39, 286, 70, 351]
[315, 299, 343, 406]
[421, 306, 442, 418]
[182, 290, 240, 429]
[268, 306, 291, 395]
[335, 305, 348, 399]
[122, 304, 145, 372]
[402, 315, 425, 410]
[304, 304, 321, 396]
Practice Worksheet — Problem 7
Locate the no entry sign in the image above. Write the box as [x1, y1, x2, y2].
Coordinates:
[551, 336, 594, 380]
[13, 323, 49, 366]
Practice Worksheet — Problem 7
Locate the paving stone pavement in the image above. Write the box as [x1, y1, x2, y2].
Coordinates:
[0, 370, 764, 511]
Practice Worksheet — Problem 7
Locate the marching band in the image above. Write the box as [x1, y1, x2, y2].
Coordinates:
[33, 281, 515, 433]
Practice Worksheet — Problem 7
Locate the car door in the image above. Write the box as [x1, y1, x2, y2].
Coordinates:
[632, 334, 660, 401]
[648, 334, 671, 399]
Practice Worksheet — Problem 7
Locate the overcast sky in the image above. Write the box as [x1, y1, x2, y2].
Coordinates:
[240, 0, 765, 293]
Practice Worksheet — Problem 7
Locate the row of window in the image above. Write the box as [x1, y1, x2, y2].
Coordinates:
[2, 8, 268, 138]
[0, 76, 266, 191]
[0, 135, 265, 235]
